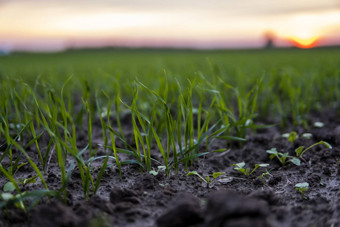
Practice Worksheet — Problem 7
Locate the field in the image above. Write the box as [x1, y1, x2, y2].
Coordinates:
[0, 48, 340, 227]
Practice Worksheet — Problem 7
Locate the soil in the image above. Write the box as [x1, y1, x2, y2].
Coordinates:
[1, 107, 340, 227]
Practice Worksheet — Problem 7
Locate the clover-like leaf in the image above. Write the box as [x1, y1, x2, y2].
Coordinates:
[290, 157, 301, 166]
[288, 131, 298, 143]
[3, 182, 16, 192]
[295, 182, 309, 192]
[295, 146, 304, 156]
[149, 170, 158, 176]
[187, 171, 199, 176]
[266, 148, 278, 155]
[1, 193, 14, 201]
[257, 163, 270, 168]
[233, 162, 245, 169]
[212, 172, 225, 179]
[301, 133, 312, 139]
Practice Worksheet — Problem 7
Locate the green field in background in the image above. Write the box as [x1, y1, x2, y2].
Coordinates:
[1, 48, 339, 124]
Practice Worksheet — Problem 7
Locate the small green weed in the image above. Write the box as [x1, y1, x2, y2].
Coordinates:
[232, 162, 269, 177]
[258, 169, 272, 184]
[295, 141, 332, 159]
[313, 122, 324, 128]
[282, 131, 298, 143]
[149, 166, 166, 176]
[295, 182, 309, 199]
[187, 171, 225, 188]
[266, 148, 300, 166]
[3, 176, 38, 190]
[2, 180, 56, 212]
[0, 190, 56, 212]
[301, 133, 313, 139]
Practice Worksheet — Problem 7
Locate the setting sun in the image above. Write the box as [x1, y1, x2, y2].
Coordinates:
[289, 36, 320, 48]
[288, 31, 320, 48]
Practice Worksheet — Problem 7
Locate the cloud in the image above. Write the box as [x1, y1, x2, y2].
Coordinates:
[3, 0, 339, 15]
[1, 0, 339, 48]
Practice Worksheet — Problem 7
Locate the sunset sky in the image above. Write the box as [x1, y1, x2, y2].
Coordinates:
[1, 0, 340, 51]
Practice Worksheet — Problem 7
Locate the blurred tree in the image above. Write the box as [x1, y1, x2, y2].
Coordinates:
[264, 31, 275, 49]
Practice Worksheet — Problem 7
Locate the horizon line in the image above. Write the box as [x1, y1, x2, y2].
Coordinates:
[1, 36, 340, 53]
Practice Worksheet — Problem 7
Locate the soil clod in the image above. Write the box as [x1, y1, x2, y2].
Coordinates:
[156, 193, 204, 227]
[205, 190, 270, 227]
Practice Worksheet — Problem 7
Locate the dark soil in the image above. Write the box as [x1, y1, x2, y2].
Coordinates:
[1, 108, 340, 227]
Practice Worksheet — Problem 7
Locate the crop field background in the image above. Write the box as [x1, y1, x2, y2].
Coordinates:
[0, 48, 340, 226]
[1, 48, 340, 124]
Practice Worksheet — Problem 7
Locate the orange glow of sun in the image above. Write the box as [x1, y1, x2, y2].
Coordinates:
[288, 32, 320, 49]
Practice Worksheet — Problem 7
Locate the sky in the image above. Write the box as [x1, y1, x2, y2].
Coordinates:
[0, 0, 340, 51]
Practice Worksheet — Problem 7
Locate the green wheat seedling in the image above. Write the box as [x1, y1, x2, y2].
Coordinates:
[275, 73, 312, 126]
[138, 79, 189, 173]
[59, 143, 93, 200]
[113, 81, 127, 148]
[0, 49, 339, 213]
[25, 84, 78, 200]
[60, 129, 117, 200]
[0, 117, 35, 174]
[95, 92, 109, 153]
[10, 139, 48, 189]
[1, 157, 53, 212]
[45, 83, 111, 200]
[232, 162, 269, 177]
[132, 80, 228, 175]
[62, 137, 120, 199]
[178, 80, 196, 167]
[120, 84, 154, 172]
[83, 100, 94, 156]
[187, 171, 225, 188]
[215, 77, 269, 143]
[101, 91, 122, 177]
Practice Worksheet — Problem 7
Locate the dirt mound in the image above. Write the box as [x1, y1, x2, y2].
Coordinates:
[1, 109, 340, 226]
